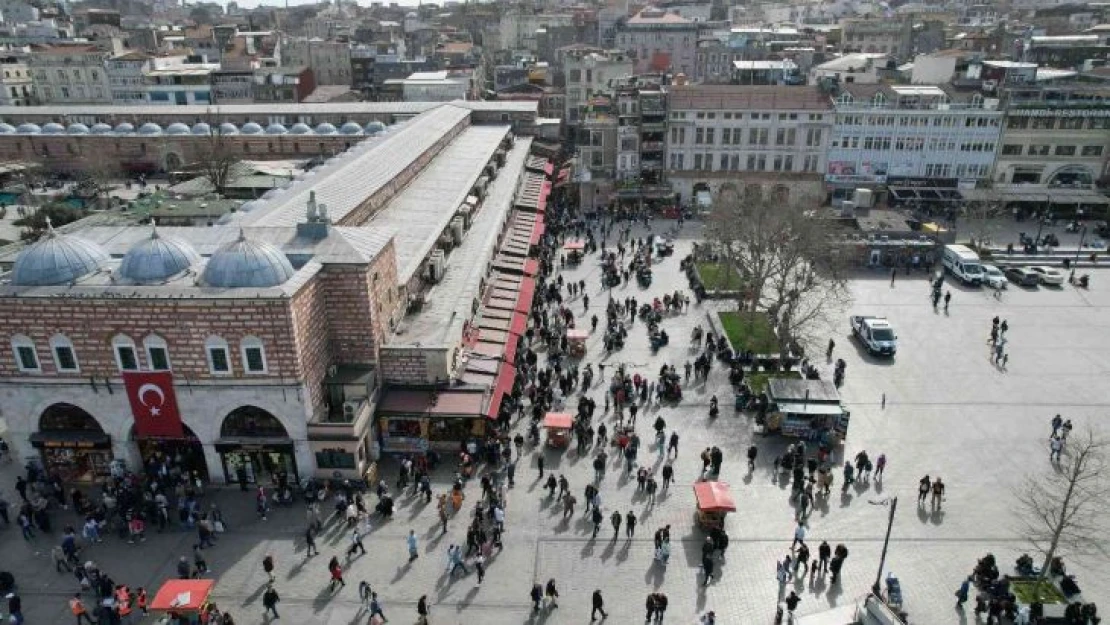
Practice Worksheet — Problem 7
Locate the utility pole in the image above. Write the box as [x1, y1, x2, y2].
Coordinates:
[871, 496, 898, 598]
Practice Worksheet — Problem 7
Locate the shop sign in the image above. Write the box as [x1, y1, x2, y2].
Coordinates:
[44, 440, 98, 449]
[1010, 108, 1110, 118]
[381, 437, 428, 454]
[825, 173, 887, 184]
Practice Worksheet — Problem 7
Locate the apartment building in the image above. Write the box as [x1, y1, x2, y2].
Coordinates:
[615, 7, 700, 76]
[994, 83, 1110, 187]
[826, 83, 1002, 203]
[280, 37, 351, 86]
[563, 48, 633, 129]
[665, 85, 832, 204]
[0, 54, 34, 106]
[106, 51, 149, 104]
[614, 81, 670, 209]
[28, 44, 111, 105]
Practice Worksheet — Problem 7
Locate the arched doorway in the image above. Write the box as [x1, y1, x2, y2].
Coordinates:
[215, 406, 297, 486]
[1047, 165, 1094, 187]
[31, 403, 112, 482]
[130, 423, 208, 482]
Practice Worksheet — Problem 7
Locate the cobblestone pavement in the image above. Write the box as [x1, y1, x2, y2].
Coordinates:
[1, 219, 1109, 625]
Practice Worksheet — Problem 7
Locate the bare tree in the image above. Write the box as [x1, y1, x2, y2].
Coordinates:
[1014, 427, 1109, 593]
[74, 154, 122, 206]
[962, 182, 1005, 251]
[191, 123, 243, 196]
[706, 183, 850, 357]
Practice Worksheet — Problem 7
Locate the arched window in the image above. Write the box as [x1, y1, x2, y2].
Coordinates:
[11, 334, 40, 372]
[143, 334, 170, 371]
[205, 336, 231, 374]
[112, 334, 139, 371]
[240, 336, 267, 374]
[50, 334, 79, 372]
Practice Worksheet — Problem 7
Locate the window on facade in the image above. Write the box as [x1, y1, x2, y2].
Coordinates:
[12, 334, 39, 372]
[693, 154, 703, 170]
[144, 335, 170, 371]
[50, 334, 78, 372]
[1028, 145, 1051, 156]
[1054, 145, 1076, 156]
[1082, 145, 1104, 157]
[241, 336, 267, 374]
[315, 448, 356, 469]
[113, 335, 139, 371]
[1001, 144, 1022, 156]
[206, 336, 231, 374]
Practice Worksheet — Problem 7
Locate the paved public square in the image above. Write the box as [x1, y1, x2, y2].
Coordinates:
[2, 219, 1109, 625]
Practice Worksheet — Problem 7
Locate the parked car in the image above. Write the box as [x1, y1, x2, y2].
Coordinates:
[981, 264, 1008, 290]
[1028, 266, 1065, 286]
[1005, 266, 1041, 287]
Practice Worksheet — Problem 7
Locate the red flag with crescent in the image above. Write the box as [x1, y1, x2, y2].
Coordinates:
[122, 371, 185, 438]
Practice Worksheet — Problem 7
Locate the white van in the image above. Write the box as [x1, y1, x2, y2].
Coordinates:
[942, 244, 984, 285]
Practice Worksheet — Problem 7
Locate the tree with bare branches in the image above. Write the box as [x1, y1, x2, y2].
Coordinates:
[191, 123, 243, 196]
[962, 182, 1005, 251]
[706, 183, 850, 358]
[1014, 427, 1109, 596]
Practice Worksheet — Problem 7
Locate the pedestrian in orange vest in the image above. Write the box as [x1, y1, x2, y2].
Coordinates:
[136, 587, 148, 615]
[115, 585, 132, 620]
[69, 593, 95, 625]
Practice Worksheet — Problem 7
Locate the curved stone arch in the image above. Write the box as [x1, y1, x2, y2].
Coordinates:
[206, 396, 307, 444]
[39, 402, 105, 433]
[25, 394, 117, 438]
[1045, 164, 1094, 186]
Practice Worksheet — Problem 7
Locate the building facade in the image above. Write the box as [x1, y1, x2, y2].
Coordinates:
[826, 83, 1002, 201]
[615, 7, 700, 75]
[106, 51, 149, 105]
[280, 37, 351, 86]
[562, 49, 633, 128]
[28, 44, 112, 105]
[994, 83, 1110, 186]
[666, 85, 832, 204]
[0, 54, 34, 106]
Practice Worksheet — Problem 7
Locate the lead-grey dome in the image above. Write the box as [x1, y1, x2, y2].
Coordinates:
[66, 123, 89, 135]
[113, 122, 134, 134]
[0, 123, 14, 134]
[339, 122, 363, 135]
[16, 123, 39, 134]
[218, 123, 239, 135]
[289, 123, 312, 135]
[191, 122, 211, 135]
[264, 123, 287, 135]
[90, 123, 113, 135]
[118, 224, 200, 284]
[41, 122, 64, 134]
[11, 227, 109, 286]
[201, 231, 295, 288]
[165, 122, 191, 135]
[137, 123, 162, 135]
[240, 122, 263, 135]
[365, 120, 386, 134]
[314, 122, 337, 135]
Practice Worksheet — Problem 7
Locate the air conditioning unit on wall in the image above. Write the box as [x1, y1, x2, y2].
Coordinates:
[428, 250, 446, 282]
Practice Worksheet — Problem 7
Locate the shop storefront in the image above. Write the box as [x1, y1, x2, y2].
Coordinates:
[215, 406, 298, 486]
[132, 425, 210, 482]
[376, 389, 488, 455]
[31, 403, 113, 482]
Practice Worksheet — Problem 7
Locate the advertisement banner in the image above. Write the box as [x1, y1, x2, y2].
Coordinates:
[122, 371, 185, 439]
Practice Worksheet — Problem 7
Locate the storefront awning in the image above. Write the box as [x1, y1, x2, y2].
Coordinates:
[515, 277, 537, 313]
[509, 311, 528, 336]
[693, 481, 736, 513]
[30, 431, 110, 447]
[486, 362, 517, 420]
[543, 161, 554, 177]
[529, 221, 545, 246]
[775, 402, 845, 416]
[150, 579, 215, 612]
[523, 258, 539, 276]
[503, 332, 519, 365]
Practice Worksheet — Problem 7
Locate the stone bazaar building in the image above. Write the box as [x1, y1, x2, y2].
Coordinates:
[0, 101, 548, 485]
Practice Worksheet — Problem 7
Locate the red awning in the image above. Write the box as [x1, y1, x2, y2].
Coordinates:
[693, 481, 737, 513]
[557, 167, 571, 183]
[543, 412, 574, 430]
[509, 311, 528, 336]
[486, 362, 517, 420]
[563, 240, 585, 251]
[503, 332, 519, 365]
[529, 221, 546, 246]
[538, 181, 551, 213]
[566, 328, 589, 340]
[523, 258, 539, 276]
[543, 161, 554, 177]
[150, 579, 216, 613]
[515, 277, 536, 313]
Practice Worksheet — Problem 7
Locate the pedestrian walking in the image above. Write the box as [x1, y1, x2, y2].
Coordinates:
[931, 477, 945, 509]
[407, 529, 419, 561]
[791, 521, 806, 550]
[327, 556, 346, 591]
[875, 454, 886, 480]
[944, 290, 951, 312]
[348, 527, 366, 556]
[890, 268, 896, 286]
[417, 595, 429, 624]
[591, 507, 603, 538]
[304, 526, 318, 557]
[530, 584, 543, 612]
[545, 579, 560, 608]
[645, 594, 657, 622]
[263, 553, 275, 582]
[358, 581, 372, 609]
[563, 493, 577, 519]
[747, 445, 758, 471]
[667, 432, 679, 457]
[262, 584, 280, 619]
[369, 592, 387, 622]
[591, 589, 609, 621]
[69, 593, 95, 625]
[955, 576, 972, 608]
[785, 591, 802, 618]
[626, 511, 637, 539]
[1051, 414, 1063, 438]
[661, 463, 673, 490]
[1050, 436, 1063, 462]
[611, 510, 622, 539]
[817, 541, 831, 574]
[475, 554, 486, 583]
[537, 455, 545, 478]
[917, 475, 931, 504]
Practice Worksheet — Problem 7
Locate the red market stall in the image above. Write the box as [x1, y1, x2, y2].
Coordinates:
[567, 327, 589, 358]
[150, 579, 216, 620]
[543, 412, 574, 447]
[693, 481, 736, 530]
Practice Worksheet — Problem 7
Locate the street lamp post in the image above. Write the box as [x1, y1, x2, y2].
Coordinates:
[871, 496, 899, 598]
[1075, 226, 1087, 263]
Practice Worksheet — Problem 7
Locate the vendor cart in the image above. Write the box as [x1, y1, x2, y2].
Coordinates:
[655, 238, 674, 257]
[637, 267, 653, 287]
[762, 378, 850, 445]
[564, 240, 586, 265]
[543, 412, 574, 448]
[567, 328, 588, 358]
[150, 578, 216, 624]
[693, 481, 736, 530]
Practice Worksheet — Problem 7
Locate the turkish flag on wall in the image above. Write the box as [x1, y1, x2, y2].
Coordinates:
[122, 371, 185, 439]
